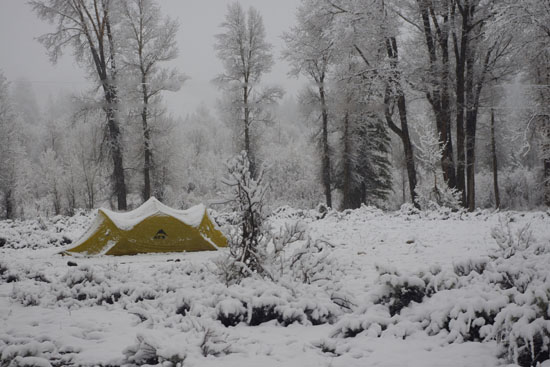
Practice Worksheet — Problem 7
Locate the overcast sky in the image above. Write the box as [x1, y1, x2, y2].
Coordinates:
[0, 0, 302, 117]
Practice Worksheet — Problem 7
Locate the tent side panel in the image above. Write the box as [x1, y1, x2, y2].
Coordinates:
[198, 214, 228, 248]
[105, 215, 218, 255]
[65, 215, 120, 255]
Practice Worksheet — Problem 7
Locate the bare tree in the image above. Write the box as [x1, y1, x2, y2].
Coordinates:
[31, 0, 128, 210]
[214, 2, 282, 177]
[120, 0, 185, 201]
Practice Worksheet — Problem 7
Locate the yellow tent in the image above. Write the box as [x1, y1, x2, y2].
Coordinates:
[63, 197, 227, 256]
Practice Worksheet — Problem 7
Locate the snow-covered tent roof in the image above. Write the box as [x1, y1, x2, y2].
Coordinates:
[100, 197, 206, 231]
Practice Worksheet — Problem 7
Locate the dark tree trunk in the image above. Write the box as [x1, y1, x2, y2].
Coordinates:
[440, 41, 457, 189]
[319, 84, 332, 208]
[105, 9, 127, 210]
[384, 37, 419, 208]
[397, 93, 418, 207]
[545, 155, 550, 207]
[105, 99, 127, 211]
[4, 189, 13, 220]
[453, 2, 469, 205]
[342, 111, 361, 209]
[465, 51, 477, 211]
[243, 85, 255, 178]
[141, 75, 152, 201]
[418, 0, 456, 187]
[544, 119, 550, 206]
[490, 108, 500, 208]
[435, 5, 457, 188]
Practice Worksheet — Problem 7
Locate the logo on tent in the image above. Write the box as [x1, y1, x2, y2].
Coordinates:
[153, 229, 167, 240]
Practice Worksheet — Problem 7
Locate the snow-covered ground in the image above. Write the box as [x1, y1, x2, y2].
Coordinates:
[1, 207, 549, 366]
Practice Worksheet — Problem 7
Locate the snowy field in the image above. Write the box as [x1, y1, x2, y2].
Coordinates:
[1, 207, 550, 367]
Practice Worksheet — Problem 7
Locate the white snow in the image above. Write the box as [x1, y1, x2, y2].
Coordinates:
[1, 207, 549, 366]
[101, 197, 207, 231]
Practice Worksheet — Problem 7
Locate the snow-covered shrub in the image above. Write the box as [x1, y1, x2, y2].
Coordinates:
[496, 168, 544, 209]
[491, 214, 533, 259]
[0, 261, 19, 283]
[289, 237, 339, 287]
[492, 302, 550, 367]
[215, 298, 247, 327]
[371, 265, 458, 317]
[398, 202, 421, 218]
[194, 321, 232, 357]
[218, 151, 270, 282]
[330, 303, 393, 338]
[414, 182, 462, 211]
[453, 258, 489, 277]
[487, 239, 550, 366]
[0, 334, 79, 366]
[123, 334, 183, 366]
[123, 319, 231, 366]
[210, 277, 343, 327]
[0, 211, 91, 250]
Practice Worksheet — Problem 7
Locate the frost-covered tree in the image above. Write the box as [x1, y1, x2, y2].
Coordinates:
[0, 72, 19, 219]
[120, 0, 185, 201]
[332, 58, 392, 209]
[414, 117, 461, 209]
[31, 0, 128, 210]
[214, 2, 283, 177]
[221, 151, 268, 279]
[495, 0, 550, 206]
[38, 149, 64, 216]
[283, 0, 335, 208]
[316, 0, 419, 208]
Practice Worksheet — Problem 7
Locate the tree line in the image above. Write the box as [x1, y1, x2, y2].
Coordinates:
[0, 0, 548, 219]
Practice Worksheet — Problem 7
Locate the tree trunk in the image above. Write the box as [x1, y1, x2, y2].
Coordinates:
[243, 85, 255, 177]
[454, 2, 469, 205]
[4, 189, 13, 220]
[384, 37, 419, 208]
[105, 10, 127, 210]
[141, 74, 152, 201]
[440, 38, 457, 189]
[545, 156, 550, 207]
[397, 93, 418, 208]
[342, 111, 360, 209]
[465, 51, 476, 211]
[106, 104, 127, 211]
[418, 0, 456, 187]
[319, 84, 332, 208]
[490, 108, 500, 208]
[103, 81, 127, 210]
[544, 120, 550, 206]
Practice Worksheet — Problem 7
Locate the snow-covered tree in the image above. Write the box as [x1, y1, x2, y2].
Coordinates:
[31, 0, 128, 210]
[0, 72, 19, 219]
[414, 117, 461, 209]
[495, 0, 550, 206]
[221, 151, 268, 279]
[214, 2, 283, 177]
[332, 58, 392, 209]
[283, 0, 336, 208]
[120, 0, 185, 201]
[315, 0, 420, 208]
